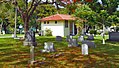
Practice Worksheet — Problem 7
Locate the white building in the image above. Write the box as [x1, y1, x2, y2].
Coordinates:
[38, 14, 76, 37]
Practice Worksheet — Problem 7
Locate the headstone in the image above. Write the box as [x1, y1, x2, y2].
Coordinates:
[23, 31, 37, 46]
[56, 36, 62, 41]
[2, 31, 5, 35]
[109, 32, 119, 41]
[68, 39, 78, 47]
[66, 35, 73, 42]
[78, 35, 84, 42]
[41, 42, 56, 52]
[87, 34, 94, 40]
[82, 44, 88, 55]
[82, 40, 96, 48]
[30, 45, 35, 62]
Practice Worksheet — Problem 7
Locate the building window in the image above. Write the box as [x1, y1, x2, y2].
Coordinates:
[44, 21, 46, 24]
[47, 21, 49, 24]
[55, 21, 57, 24]
[65, 20, 68, 28]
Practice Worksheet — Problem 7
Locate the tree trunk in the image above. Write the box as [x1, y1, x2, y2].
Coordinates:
[22, 12, 29, 37]
[0, 20, 3, 35]
[24, 20, 29, 34]
[0, 24, 2, 35]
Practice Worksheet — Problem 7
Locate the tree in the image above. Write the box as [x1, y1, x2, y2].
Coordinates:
[0, 2, 13, 34]
[73, 4, 96, 34]
[11, 0, 67, 37]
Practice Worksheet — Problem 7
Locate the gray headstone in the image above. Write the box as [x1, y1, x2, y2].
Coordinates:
[82, 40, 96, 48]
[66, 35, 73, 42]
[78, 35, 84, 42]
[56, 36, 62, 41]
[68, 39, 78, 47]
[109, 32, 119, 41]
[42, 42, 56, 52]
[87, 34, 94, 40]
[66, 35, 70, 42]
[23, 31, 37, 46]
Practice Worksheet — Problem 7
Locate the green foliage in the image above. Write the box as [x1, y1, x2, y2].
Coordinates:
[36, 4, 57, 18]
[45, 28, 52, 36]
[74, 4, 97, 24]
[89, 29, 97, 35]
[116, 26, 119, 32]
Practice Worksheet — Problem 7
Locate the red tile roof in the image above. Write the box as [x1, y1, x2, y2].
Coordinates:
[39, 14, 75, 21]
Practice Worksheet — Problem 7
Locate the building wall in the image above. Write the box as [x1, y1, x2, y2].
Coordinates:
[41, 20, 65, 37]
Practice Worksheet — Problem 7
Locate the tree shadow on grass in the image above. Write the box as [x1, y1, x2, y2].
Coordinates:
[89, 39, 119, 67]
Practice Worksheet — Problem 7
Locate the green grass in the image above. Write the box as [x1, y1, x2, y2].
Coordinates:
[0, 35, 119, 68]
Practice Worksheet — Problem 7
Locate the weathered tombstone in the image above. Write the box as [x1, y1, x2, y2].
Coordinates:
[78, 35, 84, 42]
[56, 36, 62, 41]
[23, 31, 37, 64]
[82, 44, 88, 55]
[68, 39, 78, 47]
[41, 42, 56, 53]
[109, 32, 119, 41]
[72, 39, 78, 47]
[66, 35, 73, 42]
[82, 40, 96, 48]
[87, 34, 94, 40]
[23, 31, 37, 46]
[2, 30, 5, 35]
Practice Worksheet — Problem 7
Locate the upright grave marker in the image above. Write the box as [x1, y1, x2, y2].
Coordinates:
[23, 31, 37, 64]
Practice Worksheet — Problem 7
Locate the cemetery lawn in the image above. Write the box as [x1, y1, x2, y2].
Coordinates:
[0, 35, 119, 68]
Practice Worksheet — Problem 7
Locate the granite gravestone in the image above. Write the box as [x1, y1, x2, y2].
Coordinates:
[78, 35, 84, 42]
[66, 35, 73, 42]
[82, 40, 96, 48]
[87, 34, 94, 40]
[23, 31, 37, 64]
[109, 32, 119, 41]
[23, 31, 37, 46]
[68, 39, 78, 47]
[41, 42, 56, 52]
[56, 36, 62, 41]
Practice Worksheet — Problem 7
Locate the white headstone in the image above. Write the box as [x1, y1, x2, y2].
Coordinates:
[82, 44, 88, 55]
[42, 42, 55, 52]
[2, 31, 5, 35]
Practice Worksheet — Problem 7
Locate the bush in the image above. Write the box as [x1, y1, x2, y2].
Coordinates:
[45, 28, 52, 36]
[89, 29, 97, 35]
[116, 27, 119, 32]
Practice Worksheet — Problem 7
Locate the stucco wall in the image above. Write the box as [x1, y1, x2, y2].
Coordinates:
[64, 21, 70, 36]
[41, 21, 65, 37]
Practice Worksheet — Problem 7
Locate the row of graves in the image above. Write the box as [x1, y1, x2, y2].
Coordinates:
[40, 34, 96, 54]
[23, 31, 96, 64]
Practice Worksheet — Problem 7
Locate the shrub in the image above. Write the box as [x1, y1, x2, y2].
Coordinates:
[89, 29, 97, 35]
[116, 27, 119, 32]
[45, 28, 52, 36]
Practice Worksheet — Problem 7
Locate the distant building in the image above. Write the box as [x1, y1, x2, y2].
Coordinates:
[38, 14, 77, 37]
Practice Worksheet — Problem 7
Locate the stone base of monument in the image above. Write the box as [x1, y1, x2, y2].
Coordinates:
[28, 60, 38, 65]
[23, 41, 37, 46]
